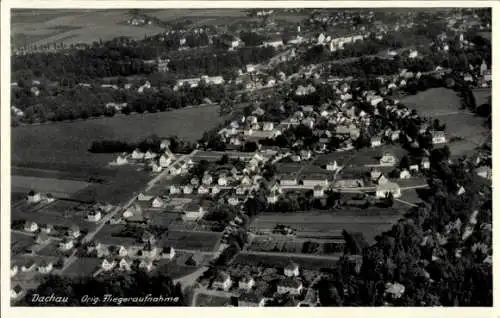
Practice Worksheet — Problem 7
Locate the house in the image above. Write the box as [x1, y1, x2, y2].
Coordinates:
[376, 174, 389, 185]
[384, 282, 405, 299]
[144, 150, 156, 160]
[279, 174, 298, 186]
[131, 149, 145, 160]
[213, 272, 233, 291]
[67, 225, 81, 239]
[122, 204, 144, 222]
[302, 174, 328, 187]
[409, 164, 419, 173]
[277, 278, 304, 295]
[118, 246, 128, 257]
[300, 150, 312, 160]
[267, 191, 279, 204]
[41, 223, 54, 234]
[239, 276, 255, 291]
[150, 161, 162, 173]
[421, 157, 430, 170]
[119, 258, 133, 271]
[240, 175, 252, 187]
[160, 139, 171, 149]
[262, 122, 274, 131]
[284, 262, 300, 277]
[59, 238, 74, 251]
[138, 259, 154, 272]
[313, 185, 325, 198]
[169, 184, 180, 194]
[87, 241, 102, 254]
[238, 292, 267, 307]
[151, 196, 165, 208]
[431, 131, 447, 144]
[11, 264, 19, 277]
[211, 185, 221, 195]
[376, 182, 401, 198]
[399, 169, 411, 179]
[183, 184, 194, 195]
[21, 260, 36, 272]
[102, 258, 116, 271]
[168, 165, 181, 176]
[138, 192, 153, 201]
[24, 221, 39, 233]
[475, 166, 492, 180]
[27, 190, 41, 203]
[159, 154, 173, 167]
[198, 185, 209, 194]
[326, 161, 341, 172]
[35, 233, 50, 245]
[87, 210, 102, 222]
[380, 153, 397, 166]
[163, 246, 176, 260]
[11, 284, 23, 299]
[218, 174, 228, 186]
[45, 193, 55, 203]
[115, 154, 128, 165]
[37, 261, 54, 274]
[182, 201, 209, 221]
[371, 136, 382, 148]
[202, 174, 213, 186]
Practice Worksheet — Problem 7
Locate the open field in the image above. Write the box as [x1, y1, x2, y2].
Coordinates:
[12, 176, 91, 197]
[92, 224, 139, 246]
[12, 105, 222, 169]
[313, 145, 408, 168]
[160, 230, 222, 252]
[233, 252, 339, 270]
[250, 210, 404, 244]
[62, 257, 101, 278]
[144, 9, 249, 25]
[12, 9, 165, 48]
[402, 88, 490, 154]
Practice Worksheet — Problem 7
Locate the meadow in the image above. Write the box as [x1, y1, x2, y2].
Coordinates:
[11, 9, 165, 49]
[401, 87, 489, 155]
[11, 175, 91, 198]
[233, 252, 340, 271]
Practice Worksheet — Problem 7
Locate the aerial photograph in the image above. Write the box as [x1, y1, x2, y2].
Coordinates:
[9, 7, 492, 307]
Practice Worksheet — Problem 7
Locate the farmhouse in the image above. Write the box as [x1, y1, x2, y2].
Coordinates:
[277, 278, 303, 295]
[213, 272, 233, 291]
[239, 276, 256, 291]
[37, 261, 54, 274]
[431, 131, 447, 144]
[27, 190, 41, 204]
[102, 258, 116, 271]
[376, 182, 401, 198]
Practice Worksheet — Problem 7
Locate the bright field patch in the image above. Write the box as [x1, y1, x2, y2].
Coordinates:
[160, 230, 222, 252]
